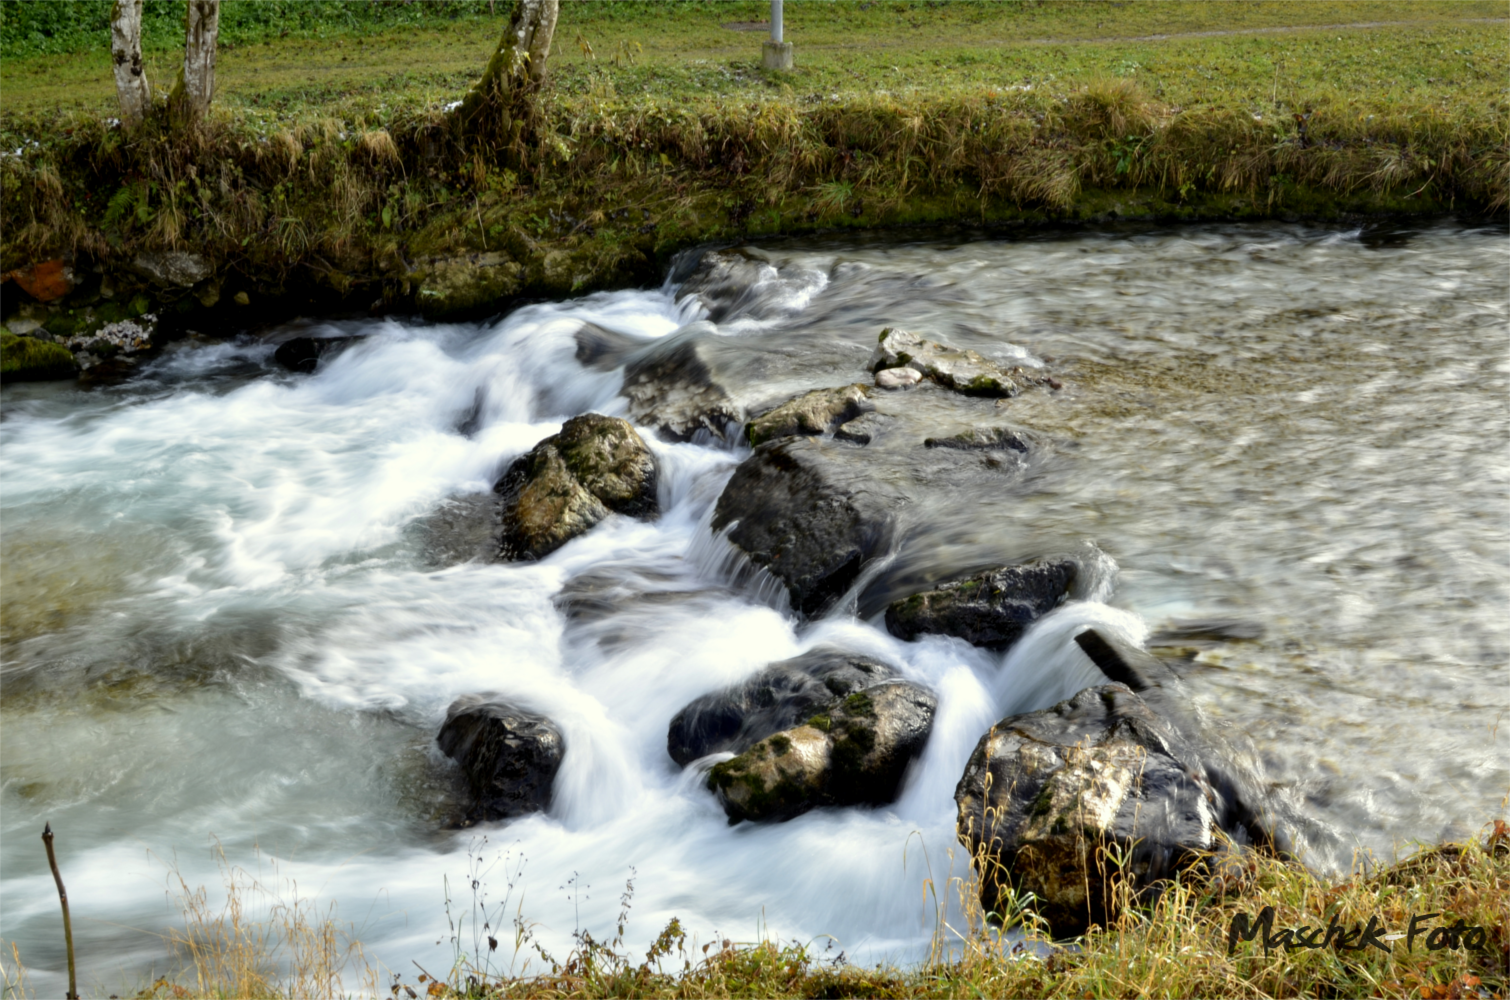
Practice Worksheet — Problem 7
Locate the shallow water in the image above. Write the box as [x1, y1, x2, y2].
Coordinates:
[2, 221, 1506, 994]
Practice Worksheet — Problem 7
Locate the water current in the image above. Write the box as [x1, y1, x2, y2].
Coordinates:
[2, 221, 1506, 994]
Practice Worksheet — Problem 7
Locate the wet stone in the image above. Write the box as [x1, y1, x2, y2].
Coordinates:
[870, 326, 1036, 398]
[438, 697, 565, 822]
[496, 413, 658, 561]
[667, 646, 900, 766]
[884, 556, 1079, 650]
[745, 383, 873, 447]
[708, 679, 936, 824]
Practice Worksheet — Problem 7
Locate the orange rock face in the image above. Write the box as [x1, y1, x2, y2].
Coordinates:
[4, 260, 73, 302]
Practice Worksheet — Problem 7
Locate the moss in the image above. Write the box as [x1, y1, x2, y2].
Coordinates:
[842, 692, 875, 718]
[1030, 784, 1055, 818]
[1, 331, 76, 382]
[822, 677, 852, 697]
[806, 714, 832, 733]
[768, 734, 792, 757]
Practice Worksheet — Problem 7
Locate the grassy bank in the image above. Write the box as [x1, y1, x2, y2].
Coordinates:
[0, 2, 1506, 336]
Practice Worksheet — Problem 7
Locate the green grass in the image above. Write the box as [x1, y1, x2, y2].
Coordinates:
[1, 2, 1504, 119]
[0, 2, 1504, 319]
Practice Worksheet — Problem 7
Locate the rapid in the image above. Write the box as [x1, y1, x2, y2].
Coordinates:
[2, 221, 1506, 994]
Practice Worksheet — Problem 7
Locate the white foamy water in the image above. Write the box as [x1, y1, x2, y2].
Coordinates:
[2, 222, 1506, 995]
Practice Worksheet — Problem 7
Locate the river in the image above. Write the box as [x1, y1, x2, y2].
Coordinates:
[2, 221, 1506, 994]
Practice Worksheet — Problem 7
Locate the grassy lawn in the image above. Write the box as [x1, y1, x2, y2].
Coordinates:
[1, 1, 1504, 121]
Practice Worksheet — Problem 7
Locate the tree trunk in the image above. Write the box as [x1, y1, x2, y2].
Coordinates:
[110, 0, 151, 126]
[454, 0, 558, 148]
[169, 0, 221, 128]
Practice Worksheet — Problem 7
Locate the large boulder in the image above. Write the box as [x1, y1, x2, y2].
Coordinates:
[745, 384, 873, 447]
[870, 327, 1038, 398]
[496, 413, 658, 560]
[710, 436, 907, 616]
[708, 680, 936, 824]
[955, 683, 1226, 937]
[667, 647, 900, 766]
[884, 556, 1079, 650]
[953, 628, 1335, 939]
[437, 697, 565, 822]
[1, 331, 77, 383]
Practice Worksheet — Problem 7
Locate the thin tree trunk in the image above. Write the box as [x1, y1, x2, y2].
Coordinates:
[169, 0, 221, 128]
[454, 0, 558, 144]
[110, 0, 151, 126]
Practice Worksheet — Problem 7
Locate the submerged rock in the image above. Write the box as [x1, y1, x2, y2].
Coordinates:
[745, 384, 872, 447]
[1, 331, 77, 382]
[884, 556, 1079, 650]
[667, 647, 900, 766]
[496, 413, 658, 560]
[273, 335, 361, 374]
[620, 330, 743, 442]
[870, 327, 1035, 398]
[708, 680, 936, 823]
[438, 697, 564, 822]
[711, 436, 906, 616]
[923, 426, 1034, 453]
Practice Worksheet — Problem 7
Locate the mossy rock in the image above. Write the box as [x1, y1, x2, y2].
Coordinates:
[1, 331, 77, 383]
[706, 679, 936, 824]
[416, 252, 524, 319]
[745, 384, 873, 447]
[495, 413, 658, 561]
[870, 327, 1041, 399]
[884, 556, 1081, 651]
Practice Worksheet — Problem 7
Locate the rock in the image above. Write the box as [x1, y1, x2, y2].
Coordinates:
[884, 557, 1078, 650]
[233, 291, 250, 306]
[710, 436, 906, 616]
[708, 680, 936, 823]
[923, 426, 1033, 453]
[416, 252, 523, 319]
[1, 331, 77, 383]
[3, 317, 43, 337]
[833, 412, 889, 446]
[956, 684, 1228, 936]
[672, 248, 821, 325]
[620, 327, 743, 442]
[272, 336, 359, 374]
[667, 647, 901, 766]
[3, 260, 74, 302]
[437, 697, 565, 822]
[870, 327, 1035, 398]
[745, 384, 872, 447]
[130, 251, 212, 288]
[496, 413, 658, 561]
[875, 366, 923, 389]
[574, 322, 650, 371]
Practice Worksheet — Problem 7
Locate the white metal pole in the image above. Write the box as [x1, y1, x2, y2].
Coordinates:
[771, 0, 783, 43]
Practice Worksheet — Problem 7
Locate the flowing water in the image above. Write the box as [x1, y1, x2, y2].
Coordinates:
[2, 221, 1506, 994]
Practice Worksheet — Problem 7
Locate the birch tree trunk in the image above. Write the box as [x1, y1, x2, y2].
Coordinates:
[110, 0, 152, 126]
[454, 0, 558, 148]
[169, 0, 221, 128]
